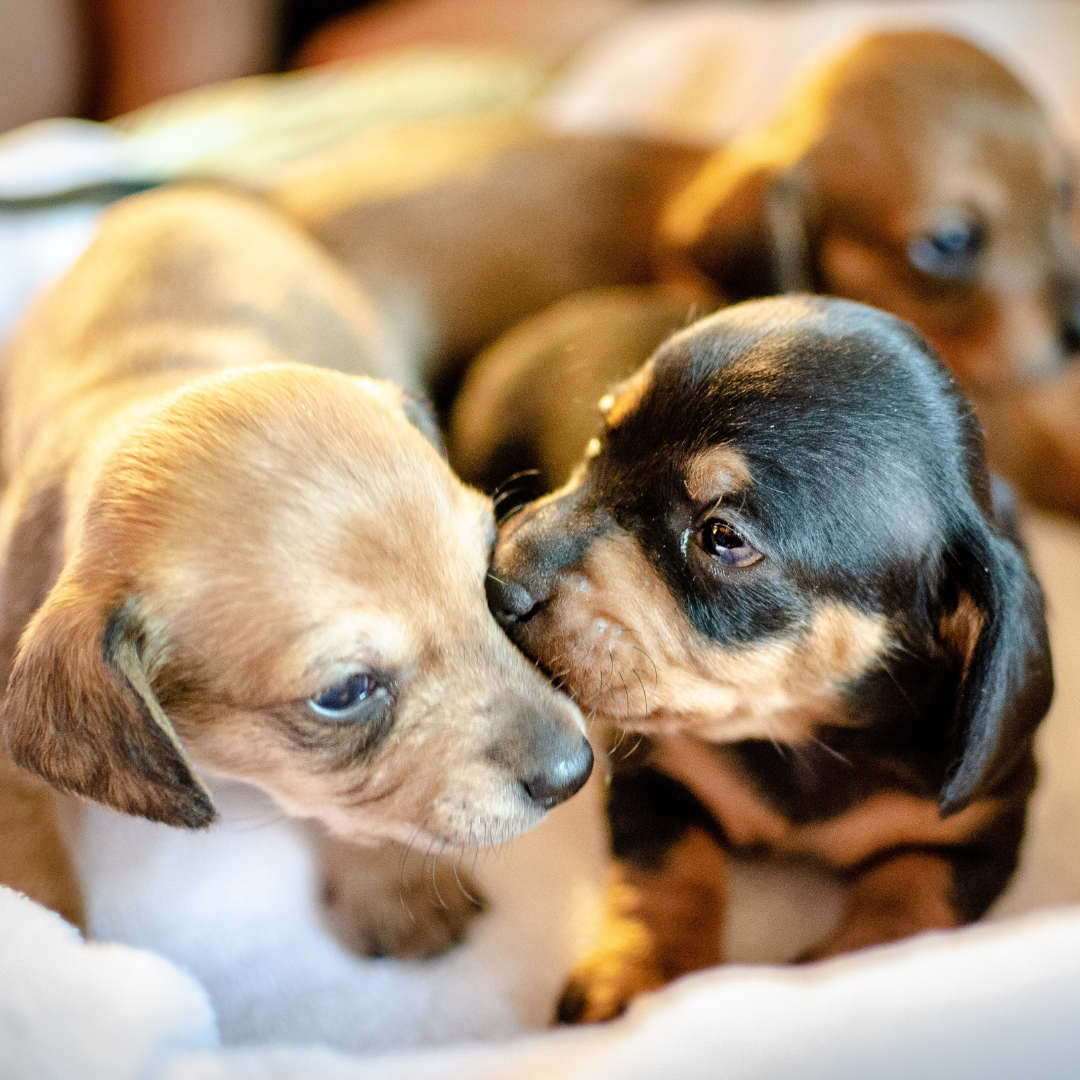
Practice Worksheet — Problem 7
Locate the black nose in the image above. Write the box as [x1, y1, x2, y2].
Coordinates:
[521, 736, 594, 809]
[486, 573, 539, 626]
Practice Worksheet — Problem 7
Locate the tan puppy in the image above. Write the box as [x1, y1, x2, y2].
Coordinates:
[0, 186, 592, 952]
[271, 115, 706, 402]
[662, 30, 1080, 509]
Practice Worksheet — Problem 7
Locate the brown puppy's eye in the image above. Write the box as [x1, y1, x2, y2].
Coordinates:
[310, 672, 387, 721]
[907, 218, 984, 280]
[701, 519, 764, 568]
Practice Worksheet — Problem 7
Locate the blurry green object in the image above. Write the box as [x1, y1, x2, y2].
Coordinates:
[113, 48, 553, 185]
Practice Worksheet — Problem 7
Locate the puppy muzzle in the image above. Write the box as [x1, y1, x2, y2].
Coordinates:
[488, 703, 593, 809]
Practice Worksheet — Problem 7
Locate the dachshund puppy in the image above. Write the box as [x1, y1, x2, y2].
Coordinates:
[486, 296, 1053, 1023]
[663, 30, 1080, 510]
[271, 116, 705, 403]
[0, 185, 592, 952]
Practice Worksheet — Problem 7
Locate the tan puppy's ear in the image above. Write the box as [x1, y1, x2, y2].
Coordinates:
[1, 585, 215, 828]
[663, 156, 812, 301]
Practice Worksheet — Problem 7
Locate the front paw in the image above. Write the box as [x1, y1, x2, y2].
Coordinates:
[554, 918, 665, 1024]
[320, 838, 486, 960]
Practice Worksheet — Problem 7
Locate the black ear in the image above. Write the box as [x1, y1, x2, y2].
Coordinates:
[1, 582, 215, 828]
[663, 157, 811, 301]
[938, 521, 1053, 814]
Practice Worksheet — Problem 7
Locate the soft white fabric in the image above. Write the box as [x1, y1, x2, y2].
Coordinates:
[0, 886, 217, 1080]
[164, 905, 1080, 1080]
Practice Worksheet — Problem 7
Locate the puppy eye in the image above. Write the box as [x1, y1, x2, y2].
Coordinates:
[701, 519, 764, 568]
[309, 673, 384, 720]
[907, 218, 985, 280]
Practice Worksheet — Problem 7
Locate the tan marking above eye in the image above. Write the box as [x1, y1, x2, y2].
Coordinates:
[684, 444, 752, 505]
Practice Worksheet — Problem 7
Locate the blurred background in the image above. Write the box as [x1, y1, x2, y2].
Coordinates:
[0, 0, 648, 132]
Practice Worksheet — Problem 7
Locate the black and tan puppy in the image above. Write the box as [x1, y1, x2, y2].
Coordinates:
[486, 296, 1053, 1023]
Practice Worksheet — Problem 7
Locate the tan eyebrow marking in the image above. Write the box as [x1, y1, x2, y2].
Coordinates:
[684, 445, 752, 504]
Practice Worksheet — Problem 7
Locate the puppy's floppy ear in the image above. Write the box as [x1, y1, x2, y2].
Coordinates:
[662, 155, 812, 300]
[1, 581, 215, 828]
[938, 520, 1053, 814]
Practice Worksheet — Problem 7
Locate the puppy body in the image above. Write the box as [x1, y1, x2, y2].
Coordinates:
[486, 296, 1053, 1022]
[271, 116, 706, 402]
[0, 186, 591, 949]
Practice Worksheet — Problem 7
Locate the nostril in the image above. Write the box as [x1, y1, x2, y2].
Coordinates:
[486, 573, 541, 625]
[521, 737, 594, 809]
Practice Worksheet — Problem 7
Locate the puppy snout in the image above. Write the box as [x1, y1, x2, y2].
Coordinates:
[521, 735, 594, 809]
[489, 497, 593, 628]
[486, 572, 540, 626]
[488, 705, 594, 810]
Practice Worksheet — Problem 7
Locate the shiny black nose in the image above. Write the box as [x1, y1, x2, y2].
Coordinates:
[521, 737, 594, 809]
[486, 572, 539, 626]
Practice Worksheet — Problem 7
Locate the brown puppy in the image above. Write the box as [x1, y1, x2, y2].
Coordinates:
[663, 30, 1080, 510]
[486, 297, 1052, 1023]
[0, 185, 592, 952]
[271, 115, 706, 402]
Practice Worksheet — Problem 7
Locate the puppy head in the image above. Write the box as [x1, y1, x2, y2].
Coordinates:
[2, 367, 591, 847]
[664, 31, 1080, 390]
[488, 296, 1052, 813]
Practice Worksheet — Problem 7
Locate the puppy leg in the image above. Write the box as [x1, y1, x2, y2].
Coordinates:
[557, 767, 725, 1024]
[798, 851, 959, 961]
[318, 833, 486, 959]
[0, 751, 85, 931]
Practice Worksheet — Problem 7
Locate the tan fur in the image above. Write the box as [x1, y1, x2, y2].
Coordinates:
[273, 124, 706, 390]
[318, 835, 483, 959]
[599, 362, 656, 429]
[664, 31, 1080, 395]
[560, 827, 725, 1024]
[683, 444, 752, 504]
[0, 186, 586, 944]
[652, 734, 999, 868]
[514, 527, 887, 743]
[800, 852, 959, 961]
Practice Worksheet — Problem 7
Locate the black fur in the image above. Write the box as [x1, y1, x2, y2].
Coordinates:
[485, 295, 1053, 930]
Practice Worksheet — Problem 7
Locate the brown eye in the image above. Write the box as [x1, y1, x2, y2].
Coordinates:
[701, 519, 764, 568]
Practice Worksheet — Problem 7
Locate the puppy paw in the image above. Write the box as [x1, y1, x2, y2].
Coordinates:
[319, 837, 486, 960]
[554, 918, 665, 1024]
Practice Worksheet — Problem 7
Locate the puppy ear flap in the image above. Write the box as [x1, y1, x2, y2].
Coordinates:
[938, 526, 1053, 815]
[1, 583, 215, 828]
[662, 155, 812, 300]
